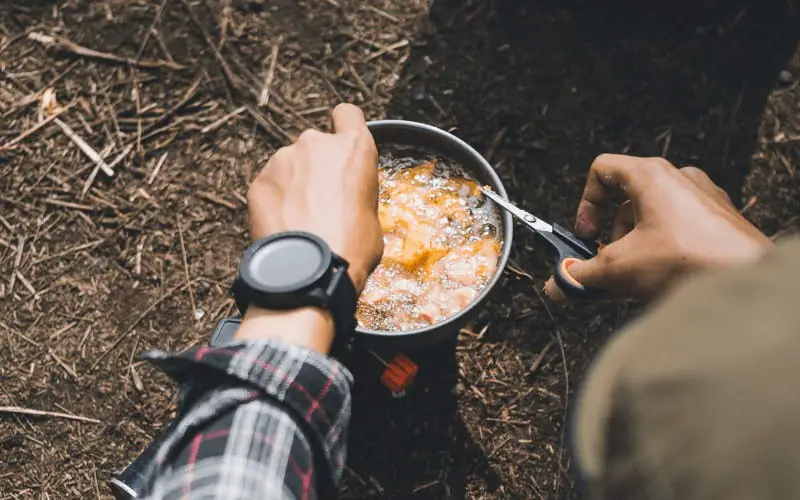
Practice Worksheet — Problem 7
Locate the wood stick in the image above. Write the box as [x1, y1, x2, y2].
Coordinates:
[259, 42, 280, 107]
[179, 0, 239, 93]
[48, 321, 77, 340]
[177, 215, 198, 321]
[82, 144, 133, 196]
[136, 0, 171, 62]
[0, 105, 72, 150]
[245, 106, 292, 143]
[54, 118, 114, 177]
[201, 106, 246, 134]
[8, 236, 24, 295]
[15, 271, 37, 296]
[196, 191, 237, 210]
[2, 322, 41, 348]
[28, 32, 184, 71]
[528, 339, 555, 374]
[49, 349, 79, 379]
[42, 199, 96, 211]
[139, 75, 203, 140]
[147, 152, 169, 185]
[367, 39, 409, 61]
[32, 238, 107, 265]
[365, 5, 400, 23]
[0, 406, 100, 424]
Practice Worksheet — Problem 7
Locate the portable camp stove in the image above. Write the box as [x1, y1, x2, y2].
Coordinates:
[209, 316, 421, 397]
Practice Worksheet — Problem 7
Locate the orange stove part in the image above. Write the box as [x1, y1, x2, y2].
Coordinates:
[380, 353, 419, 393]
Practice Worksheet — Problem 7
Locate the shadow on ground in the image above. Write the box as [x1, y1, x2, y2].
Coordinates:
[343, 339, 500, 499]
[346, 0, 798, 498]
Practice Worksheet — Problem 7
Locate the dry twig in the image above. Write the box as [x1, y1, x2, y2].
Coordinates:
[0, 406, 101, 424]
[82, 144, 133, 196]
[54, 118, 114, 177]
[177, 215, 198, 321]
[0, 104, 76, 151]
[136, 0, 171, 62]
[259, 42, 281, 107]
[29, 32, 184, 71]
[201, 106, 246, 134]
[147, 152, 169, 185]
[49, 349, 79, 379]
[196, 191, 237, 210]
[8, 236, 24, 295]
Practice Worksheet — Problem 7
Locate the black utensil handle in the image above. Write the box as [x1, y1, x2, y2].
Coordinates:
[552, 223, 599, 258]
[553, 255, 603, 299]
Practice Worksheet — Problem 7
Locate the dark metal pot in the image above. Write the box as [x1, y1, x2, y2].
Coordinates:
[355, 120, 514, 351]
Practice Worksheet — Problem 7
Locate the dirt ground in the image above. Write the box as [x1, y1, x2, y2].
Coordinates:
[1, 0, 798, 498]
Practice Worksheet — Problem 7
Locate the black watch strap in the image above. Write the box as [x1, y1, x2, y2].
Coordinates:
[231, 254, 358, 342]
[324, 256, 358, 341]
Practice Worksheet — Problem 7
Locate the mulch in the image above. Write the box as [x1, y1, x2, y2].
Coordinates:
[1, 0, 798, 498]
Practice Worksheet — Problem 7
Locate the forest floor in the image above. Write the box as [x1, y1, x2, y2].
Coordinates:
[1, 0, 798, 498]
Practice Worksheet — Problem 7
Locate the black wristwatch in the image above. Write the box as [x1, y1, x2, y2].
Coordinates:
[231, 232, 358, 341]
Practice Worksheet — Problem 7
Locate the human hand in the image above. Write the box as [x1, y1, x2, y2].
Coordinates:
[246, 104, 383, 293]
[544, 154, 772, 301]
[237, 104, 382, 352]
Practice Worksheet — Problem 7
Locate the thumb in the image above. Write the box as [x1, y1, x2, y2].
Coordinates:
[331, 103, 367, 133]
[543, 238, 634, 301]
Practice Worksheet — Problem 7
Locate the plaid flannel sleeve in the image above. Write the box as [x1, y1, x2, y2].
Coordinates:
[137, 339, 353, 500]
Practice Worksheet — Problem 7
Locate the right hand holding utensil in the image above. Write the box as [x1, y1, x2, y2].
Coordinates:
[544, 154, 773, 301]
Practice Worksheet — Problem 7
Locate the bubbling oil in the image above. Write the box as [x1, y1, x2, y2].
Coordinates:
[356, 149, 504, 332]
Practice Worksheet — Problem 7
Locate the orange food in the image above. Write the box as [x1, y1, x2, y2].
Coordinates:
[357, 160, 502, 332]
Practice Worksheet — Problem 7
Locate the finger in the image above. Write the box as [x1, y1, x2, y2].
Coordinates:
[611, 200, 635, 242]
[575, 154, 669, 238]
[553, 233, 640, 298]
[544, 276, 567, 302]
[331, 103, 367, 133]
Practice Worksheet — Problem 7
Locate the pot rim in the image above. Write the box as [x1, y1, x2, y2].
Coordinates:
[355, 119, 514, 340]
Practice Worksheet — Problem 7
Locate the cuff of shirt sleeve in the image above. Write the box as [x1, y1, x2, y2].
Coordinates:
[142, 339, 353, 485]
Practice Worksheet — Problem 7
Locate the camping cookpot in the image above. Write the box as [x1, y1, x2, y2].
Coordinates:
[355, 120, 514, 351]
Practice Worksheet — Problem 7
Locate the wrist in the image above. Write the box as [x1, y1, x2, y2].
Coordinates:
[688, 233, 773, 272]
[234, 306, 335, 354]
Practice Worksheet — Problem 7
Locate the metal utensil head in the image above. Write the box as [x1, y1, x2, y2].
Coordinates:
[479, 187, 553, 233]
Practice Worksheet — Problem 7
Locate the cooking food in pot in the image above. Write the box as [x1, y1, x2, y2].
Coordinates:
[356, 155, 503, 332]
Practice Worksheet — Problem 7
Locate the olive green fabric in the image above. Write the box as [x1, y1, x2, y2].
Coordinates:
[574, 239, 800, 500]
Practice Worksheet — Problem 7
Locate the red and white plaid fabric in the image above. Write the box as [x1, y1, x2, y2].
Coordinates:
[137, 339, 353, 500]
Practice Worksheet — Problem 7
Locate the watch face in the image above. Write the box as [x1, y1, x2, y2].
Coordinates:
[244, 234, 331, 292]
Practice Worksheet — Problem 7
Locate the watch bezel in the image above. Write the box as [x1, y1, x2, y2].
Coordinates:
[239, 232, 333, 295]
